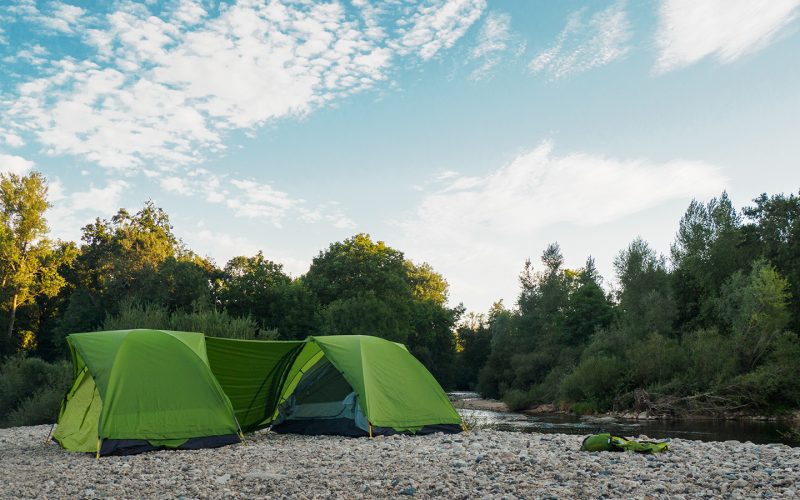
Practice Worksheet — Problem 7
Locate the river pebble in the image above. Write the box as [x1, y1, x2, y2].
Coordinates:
[1, 425, 798, 498]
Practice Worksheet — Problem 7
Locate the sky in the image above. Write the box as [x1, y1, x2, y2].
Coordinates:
[0, 0, 798, 313]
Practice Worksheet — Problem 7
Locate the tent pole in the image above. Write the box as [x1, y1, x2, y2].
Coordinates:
[233, 415, 246, 446]
[368, 422, 373, 439]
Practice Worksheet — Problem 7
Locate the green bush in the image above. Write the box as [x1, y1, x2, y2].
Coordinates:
[570, 402, 597, 415]
[103, 301, 274, 340]
[627, 333, 684, 387]
[502, 389, 533, 411]
[682, 328, 735, 388]
[558, 355, 627, 411]
[725, 332, 800, 411]
[0, 356, 71, 428]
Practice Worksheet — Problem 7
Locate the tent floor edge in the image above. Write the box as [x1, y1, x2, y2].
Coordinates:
[99, 434, 240, 456]
[271, 420, 463, 437]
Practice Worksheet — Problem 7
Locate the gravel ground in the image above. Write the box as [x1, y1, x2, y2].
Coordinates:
[1, 425, 798, 499]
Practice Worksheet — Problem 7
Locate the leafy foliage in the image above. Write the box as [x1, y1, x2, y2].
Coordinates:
[0, 355, 71, 427]
[2, 172, 799, 426]
[476, 190, 800, 416]
[0, 173, 76, 352]
[102, 301, 273, 340]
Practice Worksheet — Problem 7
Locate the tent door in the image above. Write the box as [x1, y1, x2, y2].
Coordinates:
[271, 357, 368, 436]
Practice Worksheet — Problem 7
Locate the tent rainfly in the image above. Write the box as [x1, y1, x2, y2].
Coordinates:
[206, 335, 464, 437]
[53, 329, 242, 456]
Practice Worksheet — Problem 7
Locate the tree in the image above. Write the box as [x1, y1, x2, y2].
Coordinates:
[671, 193, 752, 332]
[0, 172, 74, 350]
[477, 301, 518, 399]
[614, 237, 675, 337]
[219, 252, 290, 323]
[743, 191, 800, 332]
[454, 312, 492, 390]
[304, 233, 408, 305]
[718, 260, 791, 372]
[304, 234, 459, 384]
[564, 257, 614, 344]
[56, 201, 191, 336]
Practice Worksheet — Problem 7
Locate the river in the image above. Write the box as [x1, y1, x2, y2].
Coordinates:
[450, 392, 798, 446]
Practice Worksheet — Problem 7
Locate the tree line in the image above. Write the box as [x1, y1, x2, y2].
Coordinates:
[1, 170, 799, 426]
[460, 190, 800, 417]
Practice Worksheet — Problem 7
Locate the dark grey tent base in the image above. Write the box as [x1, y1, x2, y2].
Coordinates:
[271, 419, 462, 437]
[98, 433, 241, 456]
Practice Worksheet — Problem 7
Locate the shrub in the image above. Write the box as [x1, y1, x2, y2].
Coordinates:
[571, 402, 597, 415]
[627, 333, 684, 387]
[503, 389, 533, 411]
[102, 301, 274, 340]
[558, 355, 627, 411]
[682, 328, 735, 388]
[726, 332, 800, 411]
[0, 356, 72, 428]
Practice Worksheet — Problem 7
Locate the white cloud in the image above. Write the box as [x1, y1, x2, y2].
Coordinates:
[392, 0, 487, 60]
[2, 132, 24, 148]
[226, 179, 300, 225]
[4, 1, 89, 35]
[399, 141, 727, 310]
[47, 179, 128, 241]
[654, 0, 800, 73]
[68, 180, 128, 213]
[47, 2, 87, 34]
[224, 178, 357, 229]
[0, 153, 34, 175]
[183, 227, 310, 275]
[148, 171, 356, 230]
[529, 1, 632, 80]
[1, 0, 483, 173]
[160, 176, 192, 195]
[298, 202, 357, 229]
[172, 0, 207, 26]
[467, 11, 516, 81]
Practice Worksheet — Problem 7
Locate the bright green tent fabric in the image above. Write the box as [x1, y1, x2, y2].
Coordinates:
[205, 337, 303, 431]
[54, 329, 241, 455]
[206, 335, 462, 434]
[312, 336, 461, 430]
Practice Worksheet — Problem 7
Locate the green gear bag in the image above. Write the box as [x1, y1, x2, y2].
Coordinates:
[581, 433, 669, 453]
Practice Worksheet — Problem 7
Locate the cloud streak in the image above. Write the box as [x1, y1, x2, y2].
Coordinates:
[399, 142, 727, 310]
[529, 1, 632, 80]
[467, 10, 525, 81]
[654, 0, 800, 73]
[0, 153, 34, 175]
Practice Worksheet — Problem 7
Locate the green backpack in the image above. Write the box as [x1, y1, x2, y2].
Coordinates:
[581, 433, 669, 453]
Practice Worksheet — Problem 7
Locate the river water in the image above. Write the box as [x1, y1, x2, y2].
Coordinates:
[450, 392, 797, 446]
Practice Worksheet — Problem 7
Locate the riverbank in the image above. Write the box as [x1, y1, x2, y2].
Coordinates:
[450, 393, 800, 423]
[2, 425, 799, 498]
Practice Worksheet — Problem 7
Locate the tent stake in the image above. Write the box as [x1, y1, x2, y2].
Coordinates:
[44, 422, 55, 444]
[368, 422, 373, 439]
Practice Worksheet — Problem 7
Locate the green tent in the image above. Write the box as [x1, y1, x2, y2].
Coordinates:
[207, 335, 463, 436]
[53, 329, 242, 456]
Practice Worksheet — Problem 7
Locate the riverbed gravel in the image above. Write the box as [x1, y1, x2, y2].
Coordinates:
[1, 424, 798, 498]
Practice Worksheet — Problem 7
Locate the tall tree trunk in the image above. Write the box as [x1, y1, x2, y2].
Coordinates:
[7, 292, 17, 339]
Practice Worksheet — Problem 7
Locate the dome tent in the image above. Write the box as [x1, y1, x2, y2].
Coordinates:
[206, 335, 463, 436]
[53, 329, 242, 456]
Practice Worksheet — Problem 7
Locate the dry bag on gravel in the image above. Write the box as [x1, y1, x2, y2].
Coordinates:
[581, 433, 669, 453]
